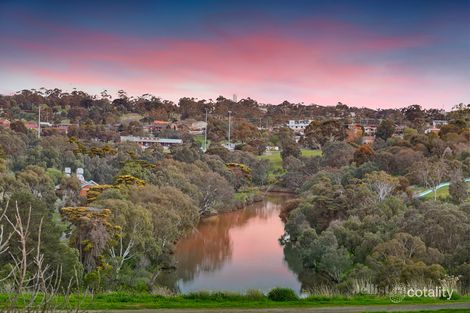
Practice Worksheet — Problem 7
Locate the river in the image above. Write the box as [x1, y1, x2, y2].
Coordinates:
[157, 194, 315, 294]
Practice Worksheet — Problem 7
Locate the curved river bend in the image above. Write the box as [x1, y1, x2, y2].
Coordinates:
[157, 194, 309, 294]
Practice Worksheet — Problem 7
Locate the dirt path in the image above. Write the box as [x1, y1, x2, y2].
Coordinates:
[100, 302, 470, 313]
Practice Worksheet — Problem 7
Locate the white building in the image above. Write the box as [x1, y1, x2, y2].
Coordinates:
[223, 143, 236, 151]
[120, 136, 183, 148]
[287, 120, 313, 133]
[363, 125, 377, 136]
[432, 120, 448, 128]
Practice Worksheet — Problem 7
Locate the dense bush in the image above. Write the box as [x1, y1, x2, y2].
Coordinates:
[267, 288, 299, 301]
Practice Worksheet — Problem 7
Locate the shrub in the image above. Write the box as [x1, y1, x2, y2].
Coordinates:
[245, 289, 266, 300]
[267, 287, 299, 301]
[183, 291, 242, 301]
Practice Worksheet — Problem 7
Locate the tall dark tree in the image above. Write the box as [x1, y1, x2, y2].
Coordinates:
[303, 120, 346, 149]
[376, 119, 396, 141]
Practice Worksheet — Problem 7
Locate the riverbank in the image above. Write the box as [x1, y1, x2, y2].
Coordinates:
[232, 187, 265, 208]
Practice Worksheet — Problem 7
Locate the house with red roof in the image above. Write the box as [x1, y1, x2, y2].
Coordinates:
[0, 119, 11, 128]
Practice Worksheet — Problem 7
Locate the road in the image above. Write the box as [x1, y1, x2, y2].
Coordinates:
[98, 302, 470, 313]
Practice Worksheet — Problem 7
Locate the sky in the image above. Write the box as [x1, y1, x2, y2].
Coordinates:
[0, 0, 469, 109]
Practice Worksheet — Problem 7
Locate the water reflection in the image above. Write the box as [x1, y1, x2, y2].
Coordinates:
[158, 195, 304, 293]
[283, 244, 335, 293]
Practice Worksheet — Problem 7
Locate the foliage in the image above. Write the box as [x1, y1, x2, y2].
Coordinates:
[1, 88, 470, 296]
[86, 185, 114, 202]
[303, 120, 347, 149]
[60, 207, 119, 272]
[354, 144, 375, 165]
[449, 177, 468, 204]
[376, 119, 396, 141]
[267, 288, 299, 301]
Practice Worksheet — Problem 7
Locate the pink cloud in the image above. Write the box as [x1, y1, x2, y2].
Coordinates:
[1, 17, 467, 108]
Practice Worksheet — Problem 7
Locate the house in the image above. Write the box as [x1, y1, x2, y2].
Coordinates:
[424, 120, 448, 135]
[363, 125, 377, 136]
[79, 181, 99, 197]
[75, 167, 98, 197]
[0, 118, 10, 128]
[287, 120, 312, 133]
[223, 143, 236, 151]
[153, 120, 171, 131]
[25, 121, 38, 130]
[347, 124, 363, 142]
[175, 119, 206, 134]
[50, 124, 72, 134]
[432, 120, 448, 128]
[424, 127, 440, 134]
[40, 122, 74, 134]
[120, 135, 183, 148]
[362, 136, 375, 144]
[144, 120, 178, 133]
[188, 121, 207, 135]
[61, 167, 98, 197]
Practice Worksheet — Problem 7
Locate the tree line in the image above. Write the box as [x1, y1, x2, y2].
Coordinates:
[279, 105, 470, 294]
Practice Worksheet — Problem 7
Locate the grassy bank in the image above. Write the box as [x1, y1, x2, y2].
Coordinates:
[259, 149, 321, 171]
[259, 149, 322, 184]
[2, 292, 468, 310]
[421, 182, 470, 200]
[233, 186, 263, 206]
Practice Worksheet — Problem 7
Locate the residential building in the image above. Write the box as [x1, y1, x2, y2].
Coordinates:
[24, 121, 38, 131]
[144, 120, 177, 133]
[62, 167, 98, 197]
[347, 124, 363, 142]
[363, 125, 377, 136]
[154, 120, 171, 130]
[432, 120, 448, 128]
[424, 120, 448, 135]
[175, 119, 206, 134]
[188, 121, 207, 134]
[51, 123, 73, 134]
[287, 120, 312, 132]
[362, 136, 375, 144]
[223, 143, 236, 151]
[424, 127, 440, 134]
[41, 122, 74, 134]
[0, 118, 10, 128]
[120, 135, 183, 148]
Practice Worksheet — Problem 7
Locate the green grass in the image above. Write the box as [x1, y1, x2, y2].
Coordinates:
[2, 293, 468, 310]
[259, 149, 322, 171]
[422, 182, 470, 200]
[193, 134, 210, 148]
[234, 187, 262, 204]
[301, 149, 323, 158]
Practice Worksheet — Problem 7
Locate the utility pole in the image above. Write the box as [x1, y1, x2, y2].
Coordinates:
[204, 108, 208, 152]
[228, 110, 232, 150]
[38, 106, 41, 139]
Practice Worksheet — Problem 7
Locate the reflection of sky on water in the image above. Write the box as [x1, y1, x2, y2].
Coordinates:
[158, 195, 303, 293]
